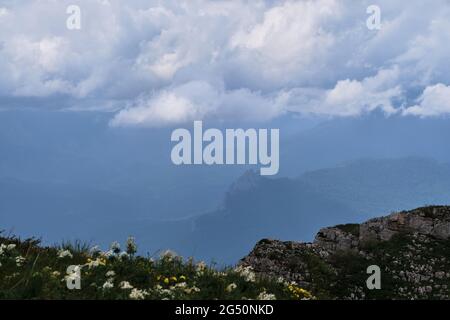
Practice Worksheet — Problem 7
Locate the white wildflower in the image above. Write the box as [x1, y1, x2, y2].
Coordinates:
[129, 288, 148, 300]
[234, 265, 256, 282]
[126, 236, 137, 255]
[257, 291, 276, 300]
[119, 281, 133, 289]
[0, 243, 15, 255]
[226, 283, 237, 293]
[174, 282, 187, 289]
[160, 288, 174, 298]
[160, 250, 178, 261]
[105, 270, 115, 278]
[15, 256, 25, 267]
[102, 250, 114, 258]
[110, 241, 121, 254]
[196, 261, 207, 274]
[102, 279, 114, 290]
[184, 286, 201, 294]
[57, 249, 73, 259]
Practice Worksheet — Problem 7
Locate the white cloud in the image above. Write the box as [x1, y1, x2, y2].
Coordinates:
[284, 67, 401, 116]
[0, 7, 9, 17]
[229, 0, 338, 85]
[110, 80, 285, 127]
[0, 0, 450, 124]
[403, 84, 450, 117]
[110, 81, 218, 127]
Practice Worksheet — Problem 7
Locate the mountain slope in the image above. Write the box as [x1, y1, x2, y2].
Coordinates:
[241, 206, 450, 299]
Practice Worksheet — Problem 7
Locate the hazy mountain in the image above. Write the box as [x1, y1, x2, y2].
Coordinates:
[298, 157, 450, 219]
[101, 157, 450, 264]
[281, 112, 450, 175]
[4, 110, 450, 263]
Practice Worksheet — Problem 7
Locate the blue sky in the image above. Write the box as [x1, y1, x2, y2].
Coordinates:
[0, 0, 449, 125]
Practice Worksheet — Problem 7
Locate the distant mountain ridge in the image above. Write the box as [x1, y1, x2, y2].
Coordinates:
[3, 156, 450, 265]
[180, 157, 450, 263]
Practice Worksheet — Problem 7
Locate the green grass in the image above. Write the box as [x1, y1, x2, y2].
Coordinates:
[0, 233, 313, 300]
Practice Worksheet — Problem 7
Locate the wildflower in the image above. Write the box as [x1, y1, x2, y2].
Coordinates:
[160, 289, 174, 298]
[184, 286, 200, 294]
[52, 271, 61, 278]
[129, 288, 148, 300]
[179, 275, 187, 281]
[119, 281, 133, 290]
[164, 277, 170, 285]
[196, 261, 207, 274]
[277, 277, 286, 284]
[57, 249, 73, 259]
[160, 250, 178, 261]
[234, 265, 256, 282]
[126, 237, 137, 256]
[102, 279, 114, 290]
[170, 276, 178, 282]
[102, 250, 114, 258]
[105, 270, 115, 278]
[287, 283, 315, 300]
[257, 291, 276, 300]
[86, 257, 106, 269]
[0, 243, 16, 255]
[175, 282, 187, 289]
[15, 256, 25, 267]
[226, 283, 237, 293]
[110, 241, 121, 254]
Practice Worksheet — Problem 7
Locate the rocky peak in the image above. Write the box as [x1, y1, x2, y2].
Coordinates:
[314, 206, 450, 253]
[241, 206, 450, 299]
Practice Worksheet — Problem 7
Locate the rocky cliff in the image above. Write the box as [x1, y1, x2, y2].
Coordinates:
[240, 206, 450, 299]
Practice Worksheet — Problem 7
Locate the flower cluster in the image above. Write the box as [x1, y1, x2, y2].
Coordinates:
[287, 283, 315, 300]
[0, 234, 312, 300]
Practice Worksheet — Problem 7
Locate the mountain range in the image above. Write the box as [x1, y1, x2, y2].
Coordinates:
[100, 157, 450, 263]
[3, 111, 450, 263]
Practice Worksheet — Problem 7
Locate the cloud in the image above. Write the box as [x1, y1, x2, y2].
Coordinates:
[110, 80, 285, 127]
[0, 0, 449, 124]
[403, 84, 450, 117]
[283, 67, 402, 116]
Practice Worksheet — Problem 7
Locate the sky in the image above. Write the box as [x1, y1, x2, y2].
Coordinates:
[0, 0, 450, 126]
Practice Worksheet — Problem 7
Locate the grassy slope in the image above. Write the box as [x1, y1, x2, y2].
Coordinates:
[0, 233, 312, 300]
